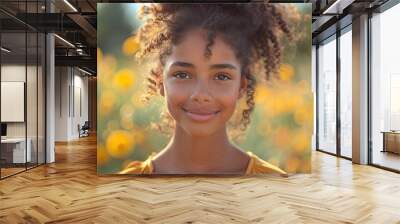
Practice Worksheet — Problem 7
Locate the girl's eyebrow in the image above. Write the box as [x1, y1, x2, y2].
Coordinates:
[169, 61, 238, 71]
[210, 63, 238, 70]
[170, 61, 194, 68]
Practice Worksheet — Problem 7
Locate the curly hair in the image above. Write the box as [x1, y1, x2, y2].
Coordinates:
[135, 2, 291, 131]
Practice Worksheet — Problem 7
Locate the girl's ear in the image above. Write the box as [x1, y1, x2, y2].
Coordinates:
[239, 75, 248, 98]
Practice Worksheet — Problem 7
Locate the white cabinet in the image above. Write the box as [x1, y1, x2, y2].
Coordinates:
[1, 138, 32, 163]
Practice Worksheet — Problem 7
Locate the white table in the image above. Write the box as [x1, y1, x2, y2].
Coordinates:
[1, 138, 31, 163]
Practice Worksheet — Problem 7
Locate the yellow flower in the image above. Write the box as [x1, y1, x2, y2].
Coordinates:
[254, 85, 271, 104]
[279, 64, 294, 81]
[97, 145, 109, 166]
[292, 131, 311, 153]
[106, 130, 135, 159]
[122, 36, 140, 56]
[113, 69, 135, 91]
[285, 92, 303, 111]
[294, 104, 313, 125]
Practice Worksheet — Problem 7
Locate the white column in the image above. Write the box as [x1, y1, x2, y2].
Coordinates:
[46, 1, 55, 163]
[46, 33, 55, 163]
[352, 14, 369, 164]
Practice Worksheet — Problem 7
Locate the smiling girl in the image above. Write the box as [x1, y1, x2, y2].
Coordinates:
[120, 3, 291, 175]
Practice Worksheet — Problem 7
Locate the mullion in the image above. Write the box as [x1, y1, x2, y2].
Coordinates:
[336, 28, 341, 157]
[36, 0, 39, 168]
[25, 0, 28, 171]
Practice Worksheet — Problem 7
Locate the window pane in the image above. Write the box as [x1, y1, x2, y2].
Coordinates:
[318, 37, 337, 154]
[27, 30, 38, 169]
[340, 29, 352, 158]
[371, 3, 400, 171]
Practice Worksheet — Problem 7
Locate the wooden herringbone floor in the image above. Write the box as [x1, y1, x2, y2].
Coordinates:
[1, 135, 400, 224]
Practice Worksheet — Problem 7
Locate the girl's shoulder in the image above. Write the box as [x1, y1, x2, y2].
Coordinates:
[245, 151, 288, 176]
[119, 151, 287, 176]
[119, 152, 156, 175]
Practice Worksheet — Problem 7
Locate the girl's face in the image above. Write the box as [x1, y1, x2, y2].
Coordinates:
[162, 28, 246, 137]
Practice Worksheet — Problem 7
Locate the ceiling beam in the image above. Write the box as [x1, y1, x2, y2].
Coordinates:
[323, 0, 356, 14]
[67, 13, 96, 43]
[55, 55, 96, 68]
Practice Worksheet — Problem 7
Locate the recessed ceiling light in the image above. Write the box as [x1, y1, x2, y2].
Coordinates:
[1, 47, 11, 53]
[54, 34, 75, 48]
[63, 0, 78, 12]
[323, 0, 354, 15]
[78, 67, 93, 76]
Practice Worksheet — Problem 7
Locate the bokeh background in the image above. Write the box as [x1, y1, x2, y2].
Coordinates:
[97, 3, 312, 174]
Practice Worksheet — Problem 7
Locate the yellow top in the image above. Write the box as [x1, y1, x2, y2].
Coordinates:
[119, 151, 287, 176]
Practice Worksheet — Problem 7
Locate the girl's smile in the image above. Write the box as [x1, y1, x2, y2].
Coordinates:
[182, 107, 221, 122]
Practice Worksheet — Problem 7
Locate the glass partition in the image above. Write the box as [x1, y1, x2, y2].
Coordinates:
[1, 29, 28, 177]
[371, 3, 400, 171]
[27, 30, 38, 169]
[0, 1, 46, 179]
[339, 27, 352, 158]
[317, 35, 337, 154]
[38, 32, 45, 165]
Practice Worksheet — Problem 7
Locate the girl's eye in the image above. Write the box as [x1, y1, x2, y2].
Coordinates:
[173, 72, 191, 79]
[214, 73, 231, 81]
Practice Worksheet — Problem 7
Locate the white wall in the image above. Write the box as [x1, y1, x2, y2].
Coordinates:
[72, 73, 89, 138]
[55, 67, 69, 141]
[54, 67, 89, 141]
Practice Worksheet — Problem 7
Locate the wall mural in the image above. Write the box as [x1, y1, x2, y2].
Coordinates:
[97, 2, 312, 175]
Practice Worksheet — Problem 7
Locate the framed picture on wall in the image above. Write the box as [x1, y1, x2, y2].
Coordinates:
[97, 2, 313, 176]
[1, 81, 25, 122]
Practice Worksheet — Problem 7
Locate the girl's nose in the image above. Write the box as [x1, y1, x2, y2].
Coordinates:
[190, 80, 212, 103]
